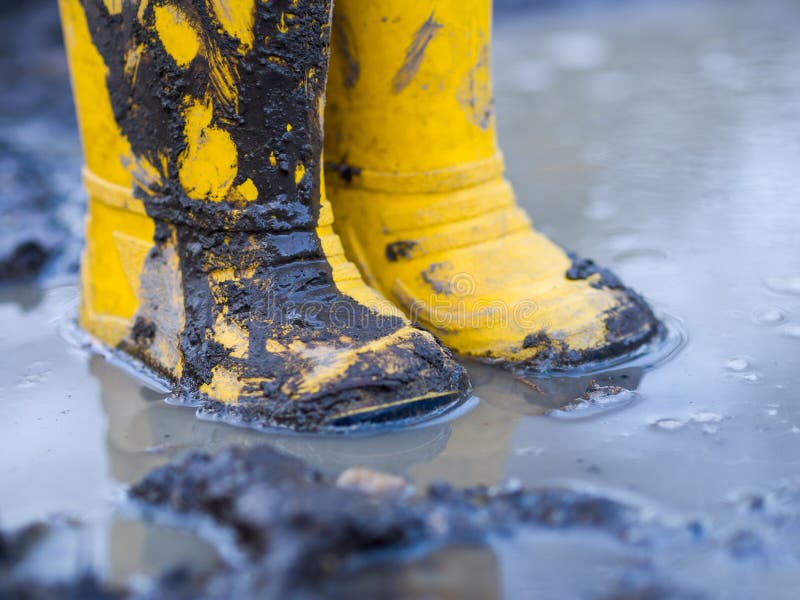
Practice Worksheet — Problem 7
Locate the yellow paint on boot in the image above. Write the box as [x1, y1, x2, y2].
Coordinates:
[211, 0, 256, 50]
[236, 178, 259, 202]
[178, 97, 239, 202]
[294, 162, 306, 184]
[60, 0, 157, 348]
[316, 186, 405, 319]
[78, 172, 153, 347]
[200, 364, 245, 404]
[59, 0, 133, 187]
[284, 329, 408, 398]
[101, 0, 122, 16]
[153, 4, 202, 68]
[326, 0, 655, 366]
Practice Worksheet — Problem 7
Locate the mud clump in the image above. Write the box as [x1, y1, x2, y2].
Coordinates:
[566, 251, 624, 290]
[548, 380, 638, 418]
[0, 239, 49, 282]
[601, 572, 708, 600]
[9, 443, 800, 598]
[0, 444, 655, 598]
[0, 575, 120, 600]
[0, 520, 123, 600]
[0, 143, 70, 284]
[0, 0, 83, 285]
[128, 444, 644, 597]
[324, 160, 362, 184]
[1, 521, 51, 569]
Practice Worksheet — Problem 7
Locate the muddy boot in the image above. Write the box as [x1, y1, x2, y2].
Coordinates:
[324, 0, 663, 374]
[59, 0, 470, 432]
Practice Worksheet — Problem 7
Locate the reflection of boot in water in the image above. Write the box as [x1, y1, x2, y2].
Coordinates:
[265, 422, 453, 480]
[410, 397, 520, 488]
[93, 354, 169, 484]
[326, 545, 501, 600]
[410, 363, 647, 488]
[467, 361, 646, 416]
[325, 0, 662, 374]
[59, 0, 469, 433]
[105, 518, 218, 588]
[95, 348, 455, 483]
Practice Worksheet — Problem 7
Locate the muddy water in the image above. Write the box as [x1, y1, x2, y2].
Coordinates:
[2, 0, 800, 597]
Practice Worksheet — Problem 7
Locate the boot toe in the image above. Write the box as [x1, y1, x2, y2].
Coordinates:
[510, 279, 662, 373]
[195, 326, 471, 433]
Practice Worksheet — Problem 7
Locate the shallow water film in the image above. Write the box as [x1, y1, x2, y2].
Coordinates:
[2, 0, 800, 598]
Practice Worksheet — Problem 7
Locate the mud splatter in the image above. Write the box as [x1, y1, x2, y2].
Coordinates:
[499, 251, 664, 373]
[515, 302, 660, 373]
[392, 12, 443, 94]
[385, 240, 420, 262]
[421, 262, 455, 295]
[324, 160, 362, 184]
[457, 43, 494, 130]
[566, 251, 624, 290]
[332, 13, 360, 88]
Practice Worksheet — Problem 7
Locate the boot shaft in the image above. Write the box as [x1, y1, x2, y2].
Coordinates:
[59, 0, 338, 350]
[325, 0, 501, 181]
[61, 0, 333, 230]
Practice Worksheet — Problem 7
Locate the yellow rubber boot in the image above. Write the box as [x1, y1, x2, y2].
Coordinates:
[325, 0, 662, 373]
[59, 0, 470, 432]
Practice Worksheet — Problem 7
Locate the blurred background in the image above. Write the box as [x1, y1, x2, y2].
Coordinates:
[2, 0, 800, 598]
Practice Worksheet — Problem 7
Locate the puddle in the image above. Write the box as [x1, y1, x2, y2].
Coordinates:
[3, 0, 800, 597]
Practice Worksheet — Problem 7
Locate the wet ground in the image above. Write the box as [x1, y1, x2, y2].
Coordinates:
[2, 0, 800, 597]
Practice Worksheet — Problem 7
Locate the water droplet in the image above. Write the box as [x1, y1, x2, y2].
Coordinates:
[515, 446, 544, 457]
[764, 274, 800, 295]
[766, 409, 778, 417]
[780, 324, 800, 339]
[698, 50, 743, 90]
[588, 70, 632, 102]
[586, 196, 617, 220]
[724, 357, 749, 372]
[16, 361, 52, 389]
[651, 418, 685, 431]
[612, 248, 668, 269]
[144, 443, 172, 454]
[753, 308, 785, 325]
[511, 59, 553, 93]
[701, 425, 719, 435]
[733, 372, 762, 384]
[581, 143, 609, 165]
[543, 31, 609, 70]
[692, 411, 724, 424]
